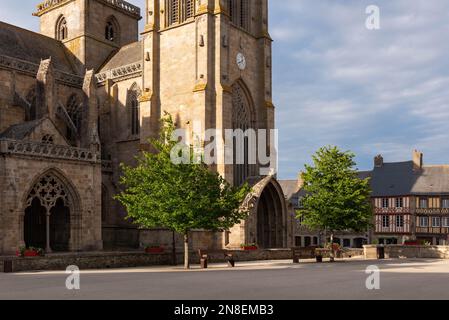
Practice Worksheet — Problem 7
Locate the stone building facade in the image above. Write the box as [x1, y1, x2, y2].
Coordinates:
[279, 179, 369, 249]
[0, 0, 291, 255]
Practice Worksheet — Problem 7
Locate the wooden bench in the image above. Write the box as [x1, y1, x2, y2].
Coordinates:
[315, 248, 343, 262]
[198, 249, 235, 268]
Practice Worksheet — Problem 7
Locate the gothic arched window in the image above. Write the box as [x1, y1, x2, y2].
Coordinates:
[228, 0, 250, 31]
[66, 95, 82, 139]
[166, 0, 195, 26]
[232, 83, 255, 186]
[128, 84, 141, 137]
[56, 16, 68, 41]
[105, 17, 120, 43]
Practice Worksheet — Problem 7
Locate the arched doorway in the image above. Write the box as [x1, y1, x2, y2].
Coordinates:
[50, 198, 70, 251]
[256, 182, 284, 248]
[24, 172, 76, 253]
[24, 198, 46, 249]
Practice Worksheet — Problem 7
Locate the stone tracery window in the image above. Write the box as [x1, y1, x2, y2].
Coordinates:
[66, 94, 82, 140]
[228, 0, 250, 31]
[128, 83, 141, 137]
[56, 16, 68, 41]
[26, 174, 69, 211]
[166, 0, 195, 26]
[41, 134, 55, 145]
[232, 83, 255, 186]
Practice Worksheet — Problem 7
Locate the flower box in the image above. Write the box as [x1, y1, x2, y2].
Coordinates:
[145, 247, 164, 254]
[16, 247, 44, 258]
[242, 246, 258, 251]
[24, 250, 40, 257]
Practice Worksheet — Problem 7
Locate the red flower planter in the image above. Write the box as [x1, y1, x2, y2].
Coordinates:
[16, 250, 41, 257]
[145, 247, 164, 254]
[242, 246, 258, 251]
[24, 250, 40, 257]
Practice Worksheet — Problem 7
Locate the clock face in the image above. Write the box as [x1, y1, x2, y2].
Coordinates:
[236, 53, 246, 70]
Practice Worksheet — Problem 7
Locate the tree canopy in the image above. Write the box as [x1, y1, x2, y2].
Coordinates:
[297, 146, 373, 237]
[115, 113, 250, 268]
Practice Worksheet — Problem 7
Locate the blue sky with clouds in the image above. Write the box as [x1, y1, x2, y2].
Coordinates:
[2, 1, 449, 179]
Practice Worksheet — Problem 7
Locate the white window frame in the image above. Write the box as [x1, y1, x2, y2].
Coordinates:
[381, 198, 389, 208]
[420, 216, 429, 227]
[419, 198, 428, 209]
[442, 199, 449, 209]
[395, 197, 404, 208]
[396, 215, 404, 228]
[432, 217, 441, 228]
[442, 217, 449, 228]
[382, 215, 390, 228]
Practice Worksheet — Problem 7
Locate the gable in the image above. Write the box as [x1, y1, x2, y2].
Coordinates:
[0, 117, 70, 146]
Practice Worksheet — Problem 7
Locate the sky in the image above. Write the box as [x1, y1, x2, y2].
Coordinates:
[1, 1, 449, 179]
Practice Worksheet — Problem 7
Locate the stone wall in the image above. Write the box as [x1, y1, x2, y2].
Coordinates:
[0, 249, 294, 272]
[386, 245, 449, 259]
[364, 245, 449, 259]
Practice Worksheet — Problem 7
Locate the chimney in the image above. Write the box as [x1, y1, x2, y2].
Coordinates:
[374, 155, 384, 168]
[413, 150, 423, 170]
[297, 172, 305, 189]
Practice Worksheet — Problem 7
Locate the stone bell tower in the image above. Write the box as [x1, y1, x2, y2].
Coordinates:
[141, 0, 274, 185]
[34, 0, 142, 72]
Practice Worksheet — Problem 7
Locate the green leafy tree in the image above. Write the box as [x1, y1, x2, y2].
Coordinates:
[297, 146, 372, 261]
[115, 113, 250, 269]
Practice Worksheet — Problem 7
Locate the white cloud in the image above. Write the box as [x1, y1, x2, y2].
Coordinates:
[272, 0, 449, 178]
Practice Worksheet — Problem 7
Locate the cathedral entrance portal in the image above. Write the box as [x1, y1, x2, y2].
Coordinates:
[242, 176, 288, 249]
[256, 182, 284, 248]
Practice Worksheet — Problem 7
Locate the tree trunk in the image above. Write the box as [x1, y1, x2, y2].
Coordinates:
[184, 232, 190, 269]
[172, 230, 177, 266]
[330, 232, 335, 263]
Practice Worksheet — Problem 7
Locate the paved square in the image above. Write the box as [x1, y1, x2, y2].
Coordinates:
[1, 259, 448, 300]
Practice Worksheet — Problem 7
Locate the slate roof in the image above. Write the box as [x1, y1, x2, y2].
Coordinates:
[99, 41, 142, 72]
[281, 161, 449, 201]
[0, 119, 45, 140]
[370, 162, 449, 196]
[0, 21, 79, 74]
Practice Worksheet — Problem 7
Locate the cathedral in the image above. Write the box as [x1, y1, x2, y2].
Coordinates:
[0, 0, 294, 255]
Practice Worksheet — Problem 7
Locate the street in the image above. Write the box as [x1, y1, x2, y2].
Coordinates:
[1, 258, 449, 300]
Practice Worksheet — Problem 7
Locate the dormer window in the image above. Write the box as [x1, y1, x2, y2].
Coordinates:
[56, 16, 68, 40]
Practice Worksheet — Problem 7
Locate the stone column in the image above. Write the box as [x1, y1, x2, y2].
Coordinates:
[45, 208, 52, 253]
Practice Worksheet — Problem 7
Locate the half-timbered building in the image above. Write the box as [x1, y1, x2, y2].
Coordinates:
[371, 151, 449, 245]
